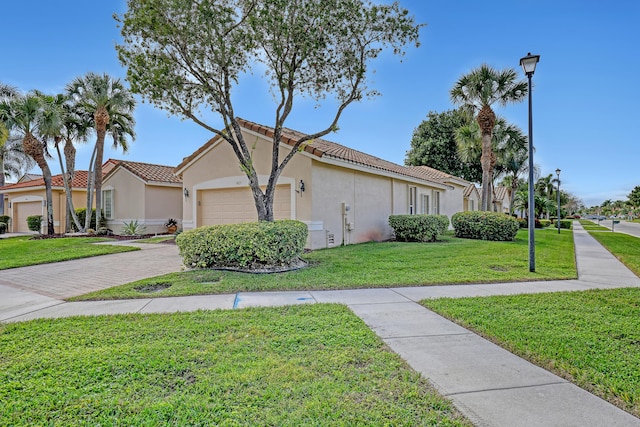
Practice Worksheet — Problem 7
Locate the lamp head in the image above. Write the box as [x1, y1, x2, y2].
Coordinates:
[520, 53, 540, 76]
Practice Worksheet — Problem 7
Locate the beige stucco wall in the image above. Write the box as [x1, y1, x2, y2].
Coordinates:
[180, 130, 313, 230]
[103, 168, 182, 234]
[179, 128, 469, 250]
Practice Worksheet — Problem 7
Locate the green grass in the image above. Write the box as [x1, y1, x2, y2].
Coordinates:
[422, 288, 640, 417]
[0, 305, 470, 426]
[578, 219, 610, 231]
[588, 232, 640, 277]
[71, 228, 576, 301]
[0, 236, 139, 270]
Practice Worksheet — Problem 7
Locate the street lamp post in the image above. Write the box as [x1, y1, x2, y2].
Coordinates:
[556, 168, 561, 234]
[520, 52, 540, 272]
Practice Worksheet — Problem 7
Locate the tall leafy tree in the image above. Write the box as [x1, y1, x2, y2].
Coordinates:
[405, 109, 481, 182]
[535, 174, 557, 219]
[66, 73, 136, 229]
[628, 185, 640, 208]
[450, 64, 528, 211]
[117, 0, 421, 221]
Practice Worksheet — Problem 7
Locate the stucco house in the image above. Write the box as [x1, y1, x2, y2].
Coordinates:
[492, 186, 512, 214]
[0, 161, 118, 233]
[175, 118, 474, 250]
[101, 160, 183, 234]
[1, 159, 181, 234]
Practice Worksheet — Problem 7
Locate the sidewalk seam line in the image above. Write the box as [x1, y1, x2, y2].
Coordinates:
[444, 380, 569, 397]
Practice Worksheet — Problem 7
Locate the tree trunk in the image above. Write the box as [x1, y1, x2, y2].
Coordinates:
[477, 105, 496, 211]
[85, 145, 97, 231]
[22, 133, 54, 234]
[55, 140, 83, 232]
[93, 107, 109, 228]
[64, 139, 77, 232]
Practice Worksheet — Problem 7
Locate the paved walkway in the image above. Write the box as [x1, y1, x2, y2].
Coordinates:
[1, 223, 640, 426]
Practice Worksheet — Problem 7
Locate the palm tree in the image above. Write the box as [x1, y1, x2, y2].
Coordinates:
[450, 64, 528, 210]
[66, 73, 135, 228]
[37, 92, 86, 232]
[1, 94, 55, 234]
[536, 174, 555, 219]
[0, 83, 26, 215]
[455, 116, 528, 214]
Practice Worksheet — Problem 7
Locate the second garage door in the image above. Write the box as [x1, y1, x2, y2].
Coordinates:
[198, 185, 291, 226]
[13, 200, 43, 232]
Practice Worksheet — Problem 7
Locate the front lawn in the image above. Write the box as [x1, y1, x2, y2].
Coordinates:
[588, 232, 640, 276]
[0, 236, 139, 270]
[578, 219, 610, 231]
[71, 228, 576, 301]
[422, 288, 640, 417]
[0, 305, 470, 426]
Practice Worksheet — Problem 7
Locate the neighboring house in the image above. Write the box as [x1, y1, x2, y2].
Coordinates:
[0, 161, 117, 233]
[492, 186, 512, 214]
[17, 173, 43, 183]
[463, 184, 481, 212]
[101, 160, 183, 234]
[175, 118, 473, 250]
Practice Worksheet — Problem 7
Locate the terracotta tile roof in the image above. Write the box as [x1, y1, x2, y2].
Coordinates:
[107, 159, 181, 184]
[493, 186, 510, 202]
[1, 169, 94, 191]
[464, 183, 479, 198]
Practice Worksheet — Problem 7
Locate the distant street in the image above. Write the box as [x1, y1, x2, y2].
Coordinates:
[591, 219, 640, 238]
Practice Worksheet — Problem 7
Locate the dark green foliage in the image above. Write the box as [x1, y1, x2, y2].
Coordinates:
[405, 109, 481, 182]
[517, 218, 543, 229]
[627, 185, 640, 207]
[176, 220, 308, 269]
[26, 215, 42, 232]
[559, 219, 572, 229]
[0, 215, 10, 225]
[539, 219, 551, 228]
[388, 214, 449, 242]
[0, 222, 6, 234]
[452, 211, 519, 241]
[71, 208, 106, 231]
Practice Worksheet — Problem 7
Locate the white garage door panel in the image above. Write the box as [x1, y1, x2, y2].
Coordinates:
[15, 201, 43, 232]
[199, 185, 291, 226]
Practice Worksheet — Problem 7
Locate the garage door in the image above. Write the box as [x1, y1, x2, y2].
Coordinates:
[14, 201, 43, 232]
[198, 185, 291, 226]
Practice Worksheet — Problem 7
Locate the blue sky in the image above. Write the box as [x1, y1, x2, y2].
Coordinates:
[2, 1, 638, 207]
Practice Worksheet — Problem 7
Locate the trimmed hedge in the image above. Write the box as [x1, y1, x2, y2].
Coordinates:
[559, 219, 572, 229]
[0, 215, 10, 226]
[539, 219, 551, 228]
[0, 222, 6, 234]
[27, 215, 42, 232]
[517, 218, 543, 229]
[451, 211, 519, 241]
[176, 220, 308, 269]
[388, 214, 449, 242]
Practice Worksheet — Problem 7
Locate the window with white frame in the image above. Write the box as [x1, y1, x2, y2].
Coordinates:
[408, 186, 417, 214]
[102, 189, 113, 219]
[421, 194, 430, 214]
[470, 199, 475, 211]
[434, 191, 441, 215]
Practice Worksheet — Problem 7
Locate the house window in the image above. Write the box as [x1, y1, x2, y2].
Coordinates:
[408, 186, 417, 214]
[434, 191, 441, 215]
[103, 189, 113, 219]
[421, 194, 430, 214]
[470, 199, 475, 211]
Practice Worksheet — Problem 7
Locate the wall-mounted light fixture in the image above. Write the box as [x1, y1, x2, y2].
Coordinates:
[299, 180, 305, 193]
[183, 188, 189, 198]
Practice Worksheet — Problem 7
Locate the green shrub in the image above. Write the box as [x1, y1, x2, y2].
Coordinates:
[71, 208, 107, 231]
[451, 211, 519, 241]
[0, 215, 10, 226]
[176, 220, 308, 269]
[559, 219, 572, 229]
[121, 220, 147, 236]
[539, 219, 551, 228]
[27, 215, 42, 232]
[0, 222, 6, 234]
[388, 214, 449, 242]
[517, 218, 543, 229]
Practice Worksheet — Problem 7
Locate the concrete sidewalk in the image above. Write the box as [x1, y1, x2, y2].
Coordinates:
[1, 223, 640, 426]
